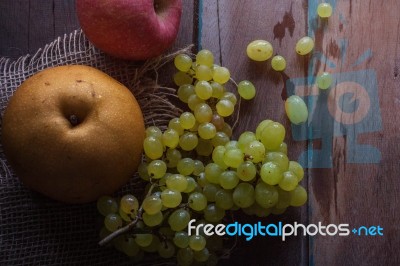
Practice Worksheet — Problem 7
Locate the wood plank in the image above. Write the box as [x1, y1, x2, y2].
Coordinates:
[0, 0, 79, 60]
[201, 0, 309, 265]
[307, 0, 400, 265]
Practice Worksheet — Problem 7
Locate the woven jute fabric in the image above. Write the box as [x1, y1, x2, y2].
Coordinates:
[0, 29, 182, 265]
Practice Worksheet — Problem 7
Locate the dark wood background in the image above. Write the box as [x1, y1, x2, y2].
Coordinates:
[1, 0, 399, 265]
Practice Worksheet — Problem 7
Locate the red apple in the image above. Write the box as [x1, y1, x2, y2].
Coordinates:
[76, 0, 182, 61]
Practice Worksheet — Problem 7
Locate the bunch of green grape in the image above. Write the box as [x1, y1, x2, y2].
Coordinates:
[97, 49, 307, 265]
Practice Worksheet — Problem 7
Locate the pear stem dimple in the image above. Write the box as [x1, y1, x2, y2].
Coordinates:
[68, 114, 79, 127]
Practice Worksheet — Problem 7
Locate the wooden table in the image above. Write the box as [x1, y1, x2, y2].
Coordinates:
[1, 0, 399, 265]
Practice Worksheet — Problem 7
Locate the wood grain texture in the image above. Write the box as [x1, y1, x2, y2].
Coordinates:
[1, 0, 399, 265]
[0, 0, 79, 60]
[307, 0, 400, 265]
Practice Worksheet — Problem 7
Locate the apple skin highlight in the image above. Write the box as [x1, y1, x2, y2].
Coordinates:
[76, 0, 183, 61]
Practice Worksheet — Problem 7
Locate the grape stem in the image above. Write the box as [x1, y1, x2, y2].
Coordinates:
[229, 77, 241, 130]
[98, 183, 156, 246]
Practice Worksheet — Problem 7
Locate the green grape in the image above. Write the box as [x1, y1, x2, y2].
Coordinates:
[260, 122, 285, 150]
[271, 55, 287, 71]
[215, 189, 234, 210]
[276, 142, 288, 154]
[255, 119, 273, 140]
[177, 158, 195, 176]
[195, 80, 213, 100]
[180, 112, 196, 130]
[184, 177, 197, 193]
[204, 163, 223, 184]
[169, 208, 191, 231]
[220, 91, 238, 105]
[244, 140, 265, 163]
[188, 192, 208, 211]
[260, 161, 283, 185]
[97, 196, 118, 216]
[189, 235, 207, 251]
[237, 161, 257, 181]
[174, 54, 193, 72]
[233, 183, 255, 208]
[177, 247, 194, 266]
[204, 203, 225, 222]
[196, 138, 214, 156]
[219, 171, 240, 190]
[159, 226, 175, 238]
[211, 132, 230, 147]
[166, 174, 188, 192]
[221, 122, 233, 137]
[193, 160, 205, 176]
[264, 152, 289, 171]
[194, 103, 213, 123]
[253, 203, 272, 218]
[168, 117, 185, 136]
[194, 247, 210, 262]
[275, 187, 291, 209]
[216, 99, 235, 117]
[197, 173, 208, 187]
[104, 213, 122, 232]
[119, 208, 132, 222]
[161, 189, 182, 208]
[210, 81, 226, 98]
[120, 194, 139, 214]
[138, 162, 150, 181]
[143, 136, 164, 160]
[141, 235, 160, 253]
[179, 132, 199, 151]
[135, 233, 153, 247]
[147, 160, 167, 179]
[188, 94, 205, 111]
[203, 183, 221, 202]
[295, 36, 314, 55]
[198, 122, 217, 139]
[213, 66, 230, 84]
[196, 49, 214, 67]
[285, 95, 308, 125]
[316, 72, 333, 90]
[189, 120, 199, 132]
[162, 128, 179, 149]
[255, 182, 279, 209]
[142, 195, 162, 215]
[210, 114, 225, 131]
[289, 161, 304, 181]
[237, 131, 257, 151]
[158, 241, 176, 258]
[166, 148, 182, 168]
[223, 148, 244, 168]
[246, 40, 274, 61]
[177, 84, 195, 103]
[99, 226, 111, 240]
[290, 185, 308, 206]
[317, 3, 333, 18]
[238, 80, 256, 100]
[212, 145, 228, 169]
[225, 140, 239, 150]
[174, 71, 193, 86]
[142, 211, 163, 227]
[145, 126, 162, 139]
[174, 231, 190, 248]
[121, 237, 140, 257]
[196, 65, 213, 81]
[279, 171, 298, 191]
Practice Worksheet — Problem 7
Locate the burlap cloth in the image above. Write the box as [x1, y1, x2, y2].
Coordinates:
[0, 29, 185, 265]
